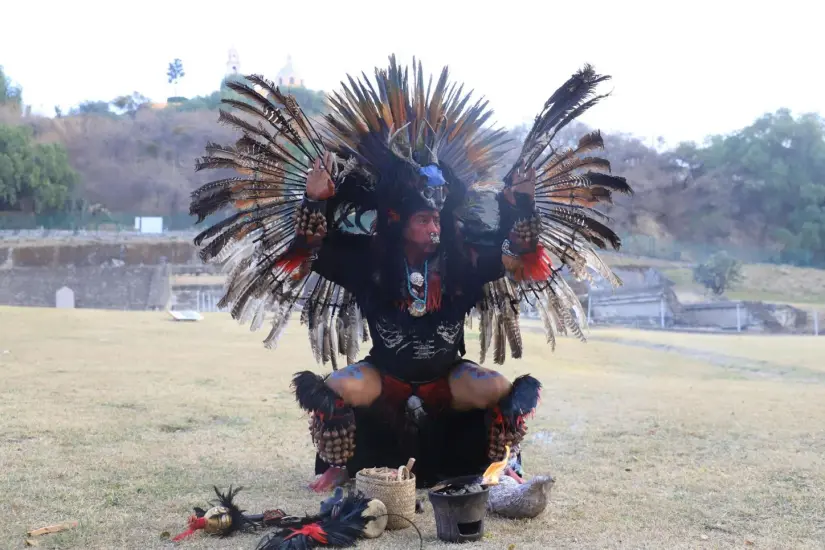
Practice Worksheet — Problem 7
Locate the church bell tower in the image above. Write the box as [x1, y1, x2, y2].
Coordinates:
[226, 47, 241, 77]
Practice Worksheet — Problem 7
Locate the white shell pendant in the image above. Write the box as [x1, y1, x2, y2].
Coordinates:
[409, 271, 425, 287]
[409, 300, 427, 317]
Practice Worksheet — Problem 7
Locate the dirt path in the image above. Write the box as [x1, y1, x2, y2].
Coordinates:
[519, 319, 825, 382]
[588, 333, 825, 383]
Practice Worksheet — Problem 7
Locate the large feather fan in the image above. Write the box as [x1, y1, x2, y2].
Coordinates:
[189, 73, 361, 368]
[469, 63, 633, 364]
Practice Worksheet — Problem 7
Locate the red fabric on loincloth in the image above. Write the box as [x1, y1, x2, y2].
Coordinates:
[380, 373, 453, 412]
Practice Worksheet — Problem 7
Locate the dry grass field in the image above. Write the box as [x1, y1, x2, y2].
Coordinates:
[2, 306, 824, 549]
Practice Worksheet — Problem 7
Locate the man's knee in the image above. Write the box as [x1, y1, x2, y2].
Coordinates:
[489, 374, 513, 403]
[450, 363, 513, 409]
[326, 363, 381, 407]
[480, 373, 512, 408]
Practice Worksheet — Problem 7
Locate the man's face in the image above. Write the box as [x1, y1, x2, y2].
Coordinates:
[403, 210, 441, 254]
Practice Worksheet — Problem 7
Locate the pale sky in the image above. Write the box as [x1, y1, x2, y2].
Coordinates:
[2, 0, 821, 146]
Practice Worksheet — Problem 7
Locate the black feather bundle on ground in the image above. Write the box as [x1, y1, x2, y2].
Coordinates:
[255, 490, 373, 550]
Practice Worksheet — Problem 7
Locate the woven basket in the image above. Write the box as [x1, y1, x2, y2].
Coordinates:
[355, 464, 416, 530]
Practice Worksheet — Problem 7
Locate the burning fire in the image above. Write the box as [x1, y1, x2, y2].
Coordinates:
[481, 445, 510, 485]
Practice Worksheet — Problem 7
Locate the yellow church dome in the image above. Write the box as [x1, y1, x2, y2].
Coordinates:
[276, 55, 304, 88]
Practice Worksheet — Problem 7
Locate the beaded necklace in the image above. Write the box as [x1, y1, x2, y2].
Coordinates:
[405, 259, 428, 317]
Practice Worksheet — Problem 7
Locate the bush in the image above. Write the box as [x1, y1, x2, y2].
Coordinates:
[692, 252, 744, 296]
[0, 123, 79, 212]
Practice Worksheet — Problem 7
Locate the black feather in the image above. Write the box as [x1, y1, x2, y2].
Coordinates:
[254, 490, 371, 550]
[499, 374, 542, 423]
[505, 63, 612, 183]
[586, 171, 634, 194]
[291, 371, 340, 416]
[214, 485, 258, 535]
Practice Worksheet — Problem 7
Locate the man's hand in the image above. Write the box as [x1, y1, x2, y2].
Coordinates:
[306, 151, 335, 201]
[504, 162, 536, 206]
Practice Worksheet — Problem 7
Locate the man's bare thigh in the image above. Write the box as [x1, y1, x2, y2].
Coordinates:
[325, 361, 382, 407]
[448, 362, 512, 411]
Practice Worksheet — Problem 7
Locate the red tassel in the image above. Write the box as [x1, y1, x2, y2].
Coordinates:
[274, 249, 311, 280]
[172, 516, 208, 542]
[518, 244, 553, 282]
[491, 406, 504, 427]
[284, 523, 329, 544]
[427, 273, 442, 311]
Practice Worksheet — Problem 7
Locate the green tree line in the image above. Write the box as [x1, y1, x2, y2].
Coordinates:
[665, 109, 825, 265]
[1, 66, 79, 213]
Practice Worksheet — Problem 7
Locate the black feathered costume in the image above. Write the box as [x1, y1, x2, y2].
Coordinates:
[189, 56, 632, 487]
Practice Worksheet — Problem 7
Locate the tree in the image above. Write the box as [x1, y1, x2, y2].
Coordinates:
[111, 92, 150, 119]
[167, 58, 185, 99]
[175, 90, 222, 112]
[692, 252, 744, 296]
[175, 78, 330, 117]
[69, 101, 114, 116]
[0, 124, 80, 213]
[682, 109, 825, 266]
[284, 86, 327, 117]
[1, 66, 23, 111]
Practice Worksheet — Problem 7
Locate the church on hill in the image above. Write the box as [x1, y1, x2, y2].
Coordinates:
[226, 47, 241, 77]
[225, 49, 305, 89]
[276, 55, 305, 88]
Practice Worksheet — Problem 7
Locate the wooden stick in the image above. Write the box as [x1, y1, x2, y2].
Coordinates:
[27, 521, 78, 537]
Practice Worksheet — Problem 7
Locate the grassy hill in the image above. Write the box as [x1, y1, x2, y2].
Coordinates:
[602, 252, 825, 309]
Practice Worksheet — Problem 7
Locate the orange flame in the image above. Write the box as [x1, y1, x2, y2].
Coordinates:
[481, 445, 510, 485]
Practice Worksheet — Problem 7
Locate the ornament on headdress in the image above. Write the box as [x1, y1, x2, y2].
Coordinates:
[418, 165, 446, 188]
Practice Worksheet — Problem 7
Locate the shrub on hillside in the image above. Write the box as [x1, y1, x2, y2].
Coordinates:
[692, 252, 745, 296]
